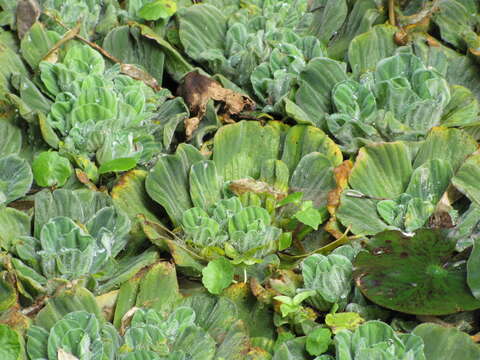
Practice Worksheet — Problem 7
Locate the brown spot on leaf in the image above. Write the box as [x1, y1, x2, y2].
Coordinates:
[372, 247, 391, 255]
[400, 252, 409, 258]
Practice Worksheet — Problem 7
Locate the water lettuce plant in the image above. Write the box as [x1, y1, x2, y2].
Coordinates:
[335, 127, 480, 235]
[37, 44, 165, 173]
[330, 320, 426, 360]
[177, 0, 323, 111]
[145, 120, 342, 279]
[287, 42, 480, 153]
[5, 189, 158, 303]
[2, 0, 480, 359]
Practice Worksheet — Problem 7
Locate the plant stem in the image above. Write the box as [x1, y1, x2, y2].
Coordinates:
[389, 0, 396, 26]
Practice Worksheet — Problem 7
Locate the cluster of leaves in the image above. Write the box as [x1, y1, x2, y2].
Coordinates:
[1, 0, 480, 360]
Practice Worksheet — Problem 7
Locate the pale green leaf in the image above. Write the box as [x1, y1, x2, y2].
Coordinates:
[202, 257, 234, 295]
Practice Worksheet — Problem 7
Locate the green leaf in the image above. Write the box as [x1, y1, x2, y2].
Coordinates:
[132, 23, 193, 82]
[349, 142, 412, 199]
[39, 217, 96, 280]
[338, 128, 478, 235]
[282, 125, 342, 172]
[376, 200, 398, 225]
[0, 154, 33, 205]
[306, 328, 332, 356]
[98, 157, 138, 174]
[139, 0, 177, 20]
[0, 277, 16, 312]
[135, 262, 182, 312]
[334, 320, 425, 359]
[348, 24, 397, 76]
[272, 337, 309, 360]
[302, 254, 353, 311]
[189, 160, 222, 211]
[34, 286, 102, 332]
[325, 312, 364, 334]
[0, 117, 22, 157]
[32, 151, 72, 188]
[20, 22, 60, 69]
[228, 206, 271, 234]
[33, 189, 111, 238]
[202, 257, 234, 295]
[177, 4, 227, 66]
[337, 194, 392, 236]
[0, 324, 23, 360]
[405, 159, 453, 204]
[309, 0, 348, 43]
[213, 121, 281, 181]
[452, 154, 480, 205]
[432, 0, 478, 51]
[294, 58, 348, 129]
[111, 170, 163, 240]
[146, 144, 204, 226]
[467, 237, 480, 299]
[413, 323, 480, 360]
[413, 127, 477, 172]
[289, 153, 337, 211]
[103, 25, 166, 84]
[441, 85, 479, 127]
[0, 206, 31, 251]
[277, 192, 303, 207]
[278, 232, 292, 251]
[294, 206, 323, 230]
[28, 310, 108, 360]
[354, 230, 480, 315]
[0, 38, 29, 92]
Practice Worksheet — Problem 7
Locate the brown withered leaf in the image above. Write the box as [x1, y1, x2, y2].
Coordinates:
[96, 290, 118, 322]
[228, 178, 286, 201]
[16, 0, 41, 39]
[429, 191, 455, 229]
[177, 71, 255, 136]
[7, 200, 34, 212]
[42, 23, 81, 63]
[325, 160, 353, 239]
[429, 211, 454, 229]
[75, 169, 98, 191]
[184, 116, 200, 139]
[120, 307, 141, 336]
[120, 64, 161, 91]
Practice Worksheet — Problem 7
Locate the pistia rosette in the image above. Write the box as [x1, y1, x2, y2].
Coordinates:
[335, 127, 480, 235]
[9, 41, 174, 180]
[7, 188, 158, 301]
[177, 0, 325, 112]
[146, 121, 342, 282]
[330, 320, 426, 360]
[288, 46, 480, 153]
